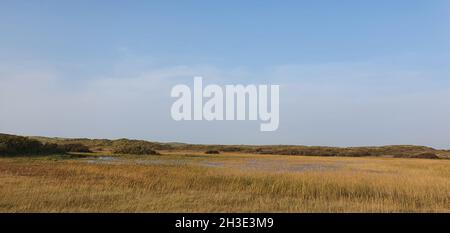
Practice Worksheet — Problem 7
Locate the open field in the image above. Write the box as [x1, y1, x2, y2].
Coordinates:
[1, 151, 449, 212]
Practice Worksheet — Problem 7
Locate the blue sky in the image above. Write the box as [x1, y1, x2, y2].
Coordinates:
[2, 0, 449, 67]
[1, 1, 450, 148]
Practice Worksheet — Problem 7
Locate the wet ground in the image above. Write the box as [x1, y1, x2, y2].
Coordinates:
[84, 156, 344, 173]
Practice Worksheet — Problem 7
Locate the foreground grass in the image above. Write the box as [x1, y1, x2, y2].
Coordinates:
[0, 153, 449, 212]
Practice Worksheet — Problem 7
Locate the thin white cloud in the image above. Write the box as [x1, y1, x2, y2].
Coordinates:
[1, 60, 450, 148]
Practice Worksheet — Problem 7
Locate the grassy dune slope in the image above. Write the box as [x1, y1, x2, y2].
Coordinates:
[26, 135, 450, 159]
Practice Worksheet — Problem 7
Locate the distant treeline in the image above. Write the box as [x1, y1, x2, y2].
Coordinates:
[1, 133, 446, 158]
[31, 136, 169, 155]
[1, 134, 166, 156]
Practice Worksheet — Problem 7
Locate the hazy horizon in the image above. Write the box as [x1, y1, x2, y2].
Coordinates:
[1, 1, 450, 148]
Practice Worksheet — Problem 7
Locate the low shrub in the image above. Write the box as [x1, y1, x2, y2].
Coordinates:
[60, 143, 91, 153]
[220, 147, 242, 152]
[395, 152, 439, 159]
[205, 150, 220, 154]
[113, 142, 159, 155]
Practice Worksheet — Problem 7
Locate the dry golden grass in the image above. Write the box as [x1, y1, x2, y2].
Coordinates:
[0, 152, 449, 212]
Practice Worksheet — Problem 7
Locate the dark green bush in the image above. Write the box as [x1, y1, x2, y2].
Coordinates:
[0, 134, 65, 155]
[205, 150, 220, 154]
[394, 152, 439, 159]
[59, 143, 91, 152]
[112, 140, 159, 155]
[220, 147, 242, 152]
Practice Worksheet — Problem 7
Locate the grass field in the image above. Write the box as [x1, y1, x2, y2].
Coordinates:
[1, 151, 449, 212]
